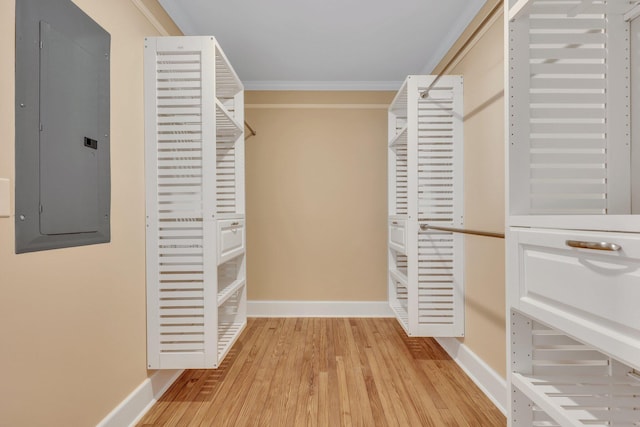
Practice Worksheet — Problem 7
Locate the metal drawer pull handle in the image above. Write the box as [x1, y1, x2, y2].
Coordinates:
[566, 240, 621, 251]
[231, 222, 240, 226]
[392, 221, 398, 225]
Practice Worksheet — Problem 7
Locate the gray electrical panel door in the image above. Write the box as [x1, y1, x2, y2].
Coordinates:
[39, 21, 100, 235]
[15, 0, 110, 253]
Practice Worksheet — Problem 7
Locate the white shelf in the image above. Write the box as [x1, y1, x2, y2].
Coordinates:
[389, 79, 408, 117]
[217, 278, 246, 307]
[389, 268, 408, 287]
[389, 126, 408, 148]
[389, 301, 409, 334]
[215, 213, 245, 220]
[509, 215, 640, 234]
[388, 214, 409, 221]
[215, 44, 243, 98]
[217, 321, 246, 365]
[216, 99, 243, 141]
[512, 373, 640, 427]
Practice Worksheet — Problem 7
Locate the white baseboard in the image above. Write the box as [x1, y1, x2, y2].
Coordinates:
[247, 300, 394, 318]
[97, 369, 183, 427]
[435, 337, 507, 415]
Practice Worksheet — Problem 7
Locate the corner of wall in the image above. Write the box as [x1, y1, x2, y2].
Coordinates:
[97, 370, 184, 427]
[436, 337, 507, 415]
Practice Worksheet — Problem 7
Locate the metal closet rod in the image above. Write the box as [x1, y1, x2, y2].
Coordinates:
[245, 121, 257, 137]
[420, 0, 504, 99]
[420, 224, 505, 239]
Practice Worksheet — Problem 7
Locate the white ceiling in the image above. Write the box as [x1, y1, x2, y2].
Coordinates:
[159, 0, 487, 90]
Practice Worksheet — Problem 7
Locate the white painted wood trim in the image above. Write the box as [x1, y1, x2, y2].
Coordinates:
[97, 369, 183, 427]
[129, 0, 170, 36]
[438, 9, 504, 74]
[243, 80, 403, 91]
[508, 0, 533, 22]
[435, 337, 507, 415]
[156, 0, 197, 35]
[247, 301, 394, 318]
[419, 0, 486, 74]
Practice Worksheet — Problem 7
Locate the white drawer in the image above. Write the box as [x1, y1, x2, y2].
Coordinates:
[217, 219, 245, 265]
[513, 228, 640, 362]
[389, 219, 407, 254]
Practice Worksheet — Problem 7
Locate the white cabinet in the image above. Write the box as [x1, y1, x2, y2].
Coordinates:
[144, 36, 246, 369]
[506, 1, 640, 425]
[388, 75, 465, 337]
[510, 228, 640, 372]
[218, 219, 245, 264]
[388, 219, 407, 254]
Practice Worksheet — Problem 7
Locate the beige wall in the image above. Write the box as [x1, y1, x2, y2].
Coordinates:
[446, 12, 506, 377]
[244, 14, 506, 378]
[244, 12, 506, 377]
[0, 1, 506, 424]
[0, 1, 179, 426]
[245, 91, 393, 301]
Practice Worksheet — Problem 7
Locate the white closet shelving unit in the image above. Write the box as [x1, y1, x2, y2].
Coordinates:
[144, 36, 246, 369]
[388, 75, 465, 337]
[506, 1, 640, 425]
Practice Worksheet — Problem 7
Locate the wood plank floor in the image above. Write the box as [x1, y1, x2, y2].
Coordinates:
[138, 318, 506, 426]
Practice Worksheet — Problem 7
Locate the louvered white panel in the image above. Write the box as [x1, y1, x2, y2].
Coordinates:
[146, 36, 246, 370]
[511, 315, 640, 427]
[417, 230, 464, 336]
[389, 80, 409, 217]
[389, 252, 409, 332]
[388, 75, 464, 338]
[214, 44, 242, 99]
[387, 78, 410, 333]
[417, 78, 463, 224]
[528, 3, 608, 215]
[218, 286, 245, 362]
[392, 131, 408, 216]
[414, 76, 464, 337]
[150, 48, 208, 364]
[389, 80, 408, 120]
[216, 141, 237, 214]
[510, 0, 631, 219]
[214, 94, 242, 216]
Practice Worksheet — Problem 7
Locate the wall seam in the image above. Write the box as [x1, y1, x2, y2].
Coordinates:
[444, 10, 504, 73]
[432, 1, 505, 76]
[128, 0, 170, 36]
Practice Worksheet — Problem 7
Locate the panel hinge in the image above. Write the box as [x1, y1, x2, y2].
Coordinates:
[40, 40, 43, 49]
[39, 123, 43, 131]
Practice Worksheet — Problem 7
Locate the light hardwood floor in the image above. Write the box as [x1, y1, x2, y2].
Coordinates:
[138, 318, 506, 426]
